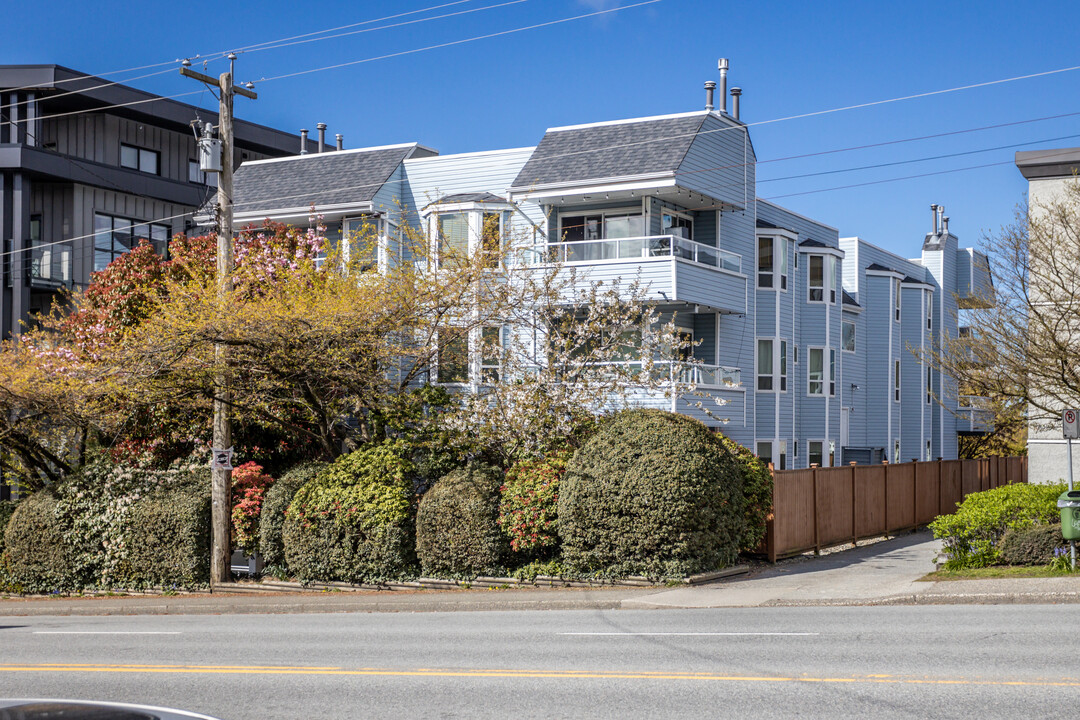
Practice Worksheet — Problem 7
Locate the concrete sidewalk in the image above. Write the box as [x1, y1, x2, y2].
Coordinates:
[4, 530, 1080, 615]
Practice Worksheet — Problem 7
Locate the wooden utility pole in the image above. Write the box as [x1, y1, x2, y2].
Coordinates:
[180, 56, 257, 586]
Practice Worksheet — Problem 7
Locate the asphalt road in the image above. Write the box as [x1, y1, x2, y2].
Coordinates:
[2, 605, 1079, 719]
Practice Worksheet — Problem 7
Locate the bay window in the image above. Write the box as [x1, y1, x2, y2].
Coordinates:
[757, 236, 789, 290]
[808, 347, 835, 396]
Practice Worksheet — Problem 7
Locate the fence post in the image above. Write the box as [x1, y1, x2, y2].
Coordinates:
[883, 458, 890, 538]
[851, 461, 858, 546]
[912, 460, 919, 530]
[937, 457, 943, 517]
[767, 462, 777, 563]
[812, 463, 820, 555]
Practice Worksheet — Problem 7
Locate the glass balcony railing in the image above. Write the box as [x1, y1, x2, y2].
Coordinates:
[590, 360, 741, 389]
[29, 241, 72, 287]
[546, 235, 741, 273]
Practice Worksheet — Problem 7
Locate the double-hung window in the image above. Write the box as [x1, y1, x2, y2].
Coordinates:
[120, 143, 159, 175]
[437, 213, 469, 269]
[437, 333, 469, 384]
[842, 320, 856, 352]
[757, 339, 773, 391]
[894, 360, 901, 402]
[894, 279, 902, 322]
[808, 348, 836, 396]
[481, 326, 506, 383]
[808, 255, 836, 303]
[926, 295, 933, 330]
[757, 236, 789, 290]
[757, 339, 787, 392]
[926, 365, 932, 404]
[344, 215, 381, 272]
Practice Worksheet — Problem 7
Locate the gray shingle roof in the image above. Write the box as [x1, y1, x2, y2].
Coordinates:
[799, 238, 828, 248]
[842, 289, 860, 307]
[867, 262, 898, 272]
[231, 145, 417, 214]
[510, 114, 707, 189]
[429, 192, 506, 205]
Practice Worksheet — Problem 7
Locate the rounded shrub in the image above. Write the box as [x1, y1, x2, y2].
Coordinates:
[2, 490, 78, 594]
[0, 499, 18, 557]
[714, 433, 773, 552]
[259, 461, 326, 569]
[558, 409, 744, 579]
[497, 452, 569, 561]
[283, 443, 413, 584]
[930, 482, 1065, 569]
[999, 523, 1067, 566]
[416, 463, 508, 578]
[113, 474, 211, 590]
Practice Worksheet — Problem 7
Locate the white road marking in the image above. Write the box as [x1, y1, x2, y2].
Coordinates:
[558, 632, 819, 636]
[33, 631, 182, 635]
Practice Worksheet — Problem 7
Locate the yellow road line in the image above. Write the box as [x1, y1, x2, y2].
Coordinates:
[0, 664, 1078, 687]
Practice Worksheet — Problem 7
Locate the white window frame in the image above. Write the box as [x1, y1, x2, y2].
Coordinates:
[895, 359, 901, 402]
[926, 440, 932, 462]
[757, 338, 774, 392]
[808, 347, 835, 397]
[808, 255, 825, 302]
[755, 440, 774, 467]
[894, 439, 901, 464]
[926, 364, 932, 404]
[756, 233, 793, 291]
[894, 279, 902, 322]
[842, 319, 856, 353]
[342, 213, 384, 272]
[780, 340, 788, 392]
[808, 439, 826, 468]
[425, 201, 512, 270]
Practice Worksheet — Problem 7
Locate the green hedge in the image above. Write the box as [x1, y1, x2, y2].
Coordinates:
[715, 433, 773, 552]
[930, 482, 1065, 569]
[1, 457, 212, 593]
[999, 524, 1067, 566]
[0, 500, 17, 557]
[2, 490, 77, 594]
[259, 461, 326, 569]
[112, 476, 211, 589]
[283, 443, 414, 584]
[558, 409, 744, 579]
[416, 463, 508, 578]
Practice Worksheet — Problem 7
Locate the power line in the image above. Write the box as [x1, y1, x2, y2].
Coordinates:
[0, 0, 484, 104]
[27, 2, 653, 125]
[8, 144, 1080, 268]
[252, 1, 661, 84]
[236, 0, 528, 58]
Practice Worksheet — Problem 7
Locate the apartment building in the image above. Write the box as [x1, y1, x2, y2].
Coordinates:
[1015, 147, 1080, 482]
[205, 74, 992, 467]
[0, 64, 313, 338]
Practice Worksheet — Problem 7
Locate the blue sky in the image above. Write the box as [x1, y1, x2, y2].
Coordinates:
[6, 0, 1079, 257]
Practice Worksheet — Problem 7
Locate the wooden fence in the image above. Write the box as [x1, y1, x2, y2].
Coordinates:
[762, 456, 1028, 562]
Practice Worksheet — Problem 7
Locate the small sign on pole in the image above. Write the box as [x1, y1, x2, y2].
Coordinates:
[210, 447, 234, 471]
[1065, 409, 1080, 439]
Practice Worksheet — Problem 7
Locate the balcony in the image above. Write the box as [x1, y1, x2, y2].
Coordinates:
[547, 235, 746, 314]
[602, 360, 740, 389]
[957, 395, 994, 433]
[29, 241, 72, 289]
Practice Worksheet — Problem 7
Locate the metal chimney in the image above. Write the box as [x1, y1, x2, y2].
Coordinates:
[336, 133, 343, 151]
[930, 204, 939, 233]
[300, 129, 309, 155]
[704, 81, 716, 111]
[317, 123, 327, 153]
[943, 216, 950, 235]
[718, 58, 729, 114]
[937, 205, 945, 234]
[730, 87, 742, 120]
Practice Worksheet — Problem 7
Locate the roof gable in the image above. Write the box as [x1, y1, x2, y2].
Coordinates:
[511, 113, 707, 190]
[232, 145, 418, 214]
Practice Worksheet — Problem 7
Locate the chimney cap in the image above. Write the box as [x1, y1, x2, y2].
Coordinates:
[718, 58, 729, 70]
[730, 86, 742, 95]
[316, 122, 327, 130]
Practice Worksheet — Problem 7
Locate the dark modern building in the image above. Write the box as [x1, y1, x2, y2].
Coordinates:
[0, 64, 313, 338]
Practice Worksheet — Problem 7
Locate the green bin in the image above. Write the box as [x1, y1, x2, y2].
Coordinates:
[1058, 491, 1080, 540]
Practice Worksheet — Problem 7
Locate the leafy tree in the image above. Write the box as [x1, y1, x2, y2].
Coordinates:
[924, 182, 1080, 452]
